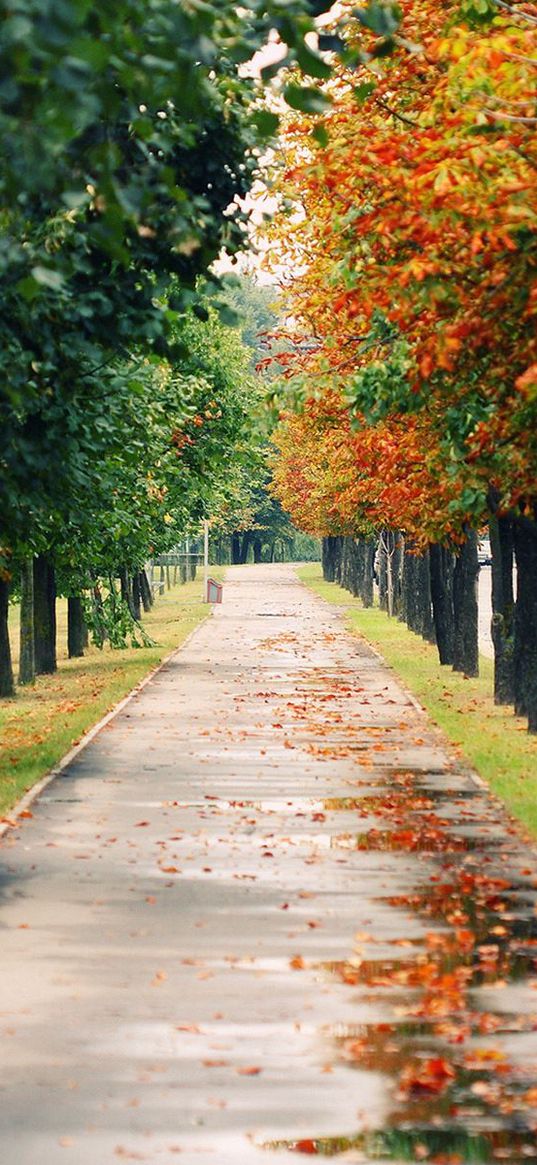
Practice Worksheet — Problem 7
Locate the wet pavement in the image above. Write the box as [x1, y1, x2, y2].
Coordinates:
[0, 563, 536, 1164]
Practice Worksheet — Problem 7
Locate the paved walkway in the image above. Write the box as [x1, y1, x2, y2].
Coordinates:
[1, 565, 536, 1164]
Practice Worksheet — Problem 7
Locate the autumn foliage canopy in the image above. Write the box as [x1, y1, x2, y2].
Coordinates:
[267, 0, 537, 543]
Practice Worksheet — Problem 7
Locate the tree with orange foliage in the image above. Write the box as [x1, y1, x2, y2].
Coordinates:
[264, 0, 537, 725]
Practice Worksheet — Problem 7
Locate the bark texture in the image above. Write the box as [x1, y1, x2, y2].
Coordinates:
[0, 577, 14, 697]
[67, 596, 87, 658]
[513, 513, 537, 732]
[34, 555, 57, 675]
[452, 532, 479, 677]
[19, 558, 35, 684]
[322, 537, 343, 583]
[139, 570, 153, 613]
[489, 514, 515, 706]
[429, 544, 455, 666]
[132, 574, 142, 622]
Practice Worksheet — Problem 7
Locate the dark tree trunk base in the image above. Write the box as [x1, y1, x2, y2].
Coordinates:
[489, 514, 515, 706]
[452, 532, 479, 678]
[322, 537, 343, 583]
[132, 574, 142, 622]
[139, 571, 153, 612]
[68, 597, 87, 658]
[513, 513, 537, 731]
[119, 567, 136, 618]
[0, 578, 14, 697]
[430, 544, 455, 666]
[19, 558, 35, 685]
[34, 555, 57, 675]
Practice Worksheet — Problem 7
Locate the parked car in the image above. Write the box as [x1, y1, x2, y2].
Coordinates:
[478, 536, 492, 566]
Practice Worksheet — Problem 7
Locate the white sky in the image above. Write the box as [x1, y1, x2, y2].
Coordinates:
[214, 4, 343, 283]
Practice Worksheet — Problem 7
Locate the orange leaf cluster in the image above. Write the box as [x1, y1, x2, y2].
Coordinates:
[266, 1, 537, 535]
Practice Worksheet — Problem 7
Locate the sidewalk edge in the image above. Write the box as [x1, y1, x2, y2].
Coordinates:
[0, 612, 212, 838]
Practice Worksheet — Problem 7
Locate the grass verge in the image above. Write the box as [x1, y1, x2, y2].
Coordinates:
[0, 579, 209, 816]
[298, 564, 537, 839]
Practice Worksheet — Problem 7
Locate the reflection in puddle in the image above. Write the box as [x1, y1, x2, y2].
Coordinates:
[261, 761, 537, 1160]
[265, 1127, 537, 1159]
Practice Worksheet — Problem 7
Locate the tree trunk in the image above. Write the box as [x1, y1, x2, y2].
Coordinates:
[253, 538, 262, 564]
[19, 557, 35, 684]
[336, 538, 344, 583]
[452, 531, 479, 677]
[0, 577, 14, 697]
[387, 532, 404, 618]
[513, 512, 537, 731]
[402, 546, 418, 631]
[132, 573, 142, 621]
[240, 532, 252, 564]
[429, 544, 455, 665]
[418, 551, 435, 643]
[402, 546, 435, 642]
[139, 570, 153, 612]
[379, 529, 402, 617]
[489, 514, 515, 706]
[322, 536, 342, 582]
[340, 537, 352, 592]
[231, 533, 241, 565]
[67, 596, 86, 658]
[378, 533, 388, 612]
[361, 539, 375, 608]
[119, 566, 136, 618]
[34, 554, 57, 675]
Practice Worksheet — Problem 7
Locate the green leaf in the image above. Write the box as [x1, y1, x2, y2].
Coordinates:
[253, 109, 280, 138]
[61, 189, 90, 209]
[193, 304, 209, 322]
[354, 81, 376, 102]
[296, 43, 332, 80]
[31, 266, 65, 291]
[311, 123, 329, 147]
[459, 0, 496, 22]
[284, 84, 332, 114]
[372, 37, 396, 57]
[354, 3, 402, 37]
[304, 0, 336, 14]
[216, 303, 240, 328]
[318, 34, 345, 53]
[3, 14, 33, 41]
[16, 276, 40, 303]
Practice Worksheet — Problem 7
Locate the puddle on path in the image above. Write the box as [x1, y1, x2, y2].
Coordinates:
[260, 764, 537, 1161]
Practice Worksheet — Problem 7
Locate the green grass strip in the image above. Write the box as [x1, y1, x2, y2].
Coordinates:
[0, 579, 209, 816]
[298, 564, 537, 840]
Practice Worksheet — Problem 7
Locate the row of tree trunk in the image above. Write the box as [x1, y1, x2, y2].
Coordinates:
[0, 558, 155, 698]
[226, 532, 292, 566]
[321, 516, 537, 733]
